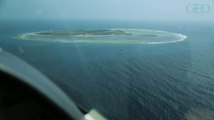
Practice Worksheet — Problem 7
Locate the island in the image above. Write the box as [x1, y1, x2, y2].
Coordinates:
[37, 29, 133, 36]
[15, 29, 187, 44]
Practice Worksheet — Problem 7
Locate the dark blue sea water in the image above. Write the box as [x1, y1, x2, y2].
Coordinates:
[0, 20, 214, 120]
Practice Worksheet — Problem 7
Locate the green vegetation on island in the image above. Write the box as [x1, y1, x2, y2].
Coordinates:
[37, 29, 132, 36]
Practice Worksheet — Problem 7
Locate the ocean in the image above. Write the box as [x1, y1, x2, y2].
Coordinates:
[0, 20, 214, 120]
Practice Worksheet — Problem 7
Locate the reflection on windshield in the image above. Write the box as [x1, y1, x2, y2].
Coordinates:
[185, 108, 214, 120]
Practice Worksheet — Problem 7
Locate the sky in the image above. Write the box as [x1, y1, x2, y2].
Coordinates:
[0, 0, 213, 22]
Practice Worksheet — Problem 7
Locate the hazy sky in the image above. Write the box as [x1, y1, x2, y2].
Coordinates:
[0, 0, 213, 22]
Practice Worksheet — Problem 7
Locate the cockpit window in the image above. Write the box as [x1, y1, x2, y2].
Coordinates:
[0, 0, 214, 120]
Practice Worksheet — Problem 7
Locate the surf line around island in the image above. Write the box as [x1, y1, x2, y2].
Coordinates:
[15, 29, 188, 45]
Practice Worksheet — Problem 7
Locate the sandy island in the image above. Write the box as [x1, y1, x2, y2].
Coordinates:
[15, 29, 187, 44]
